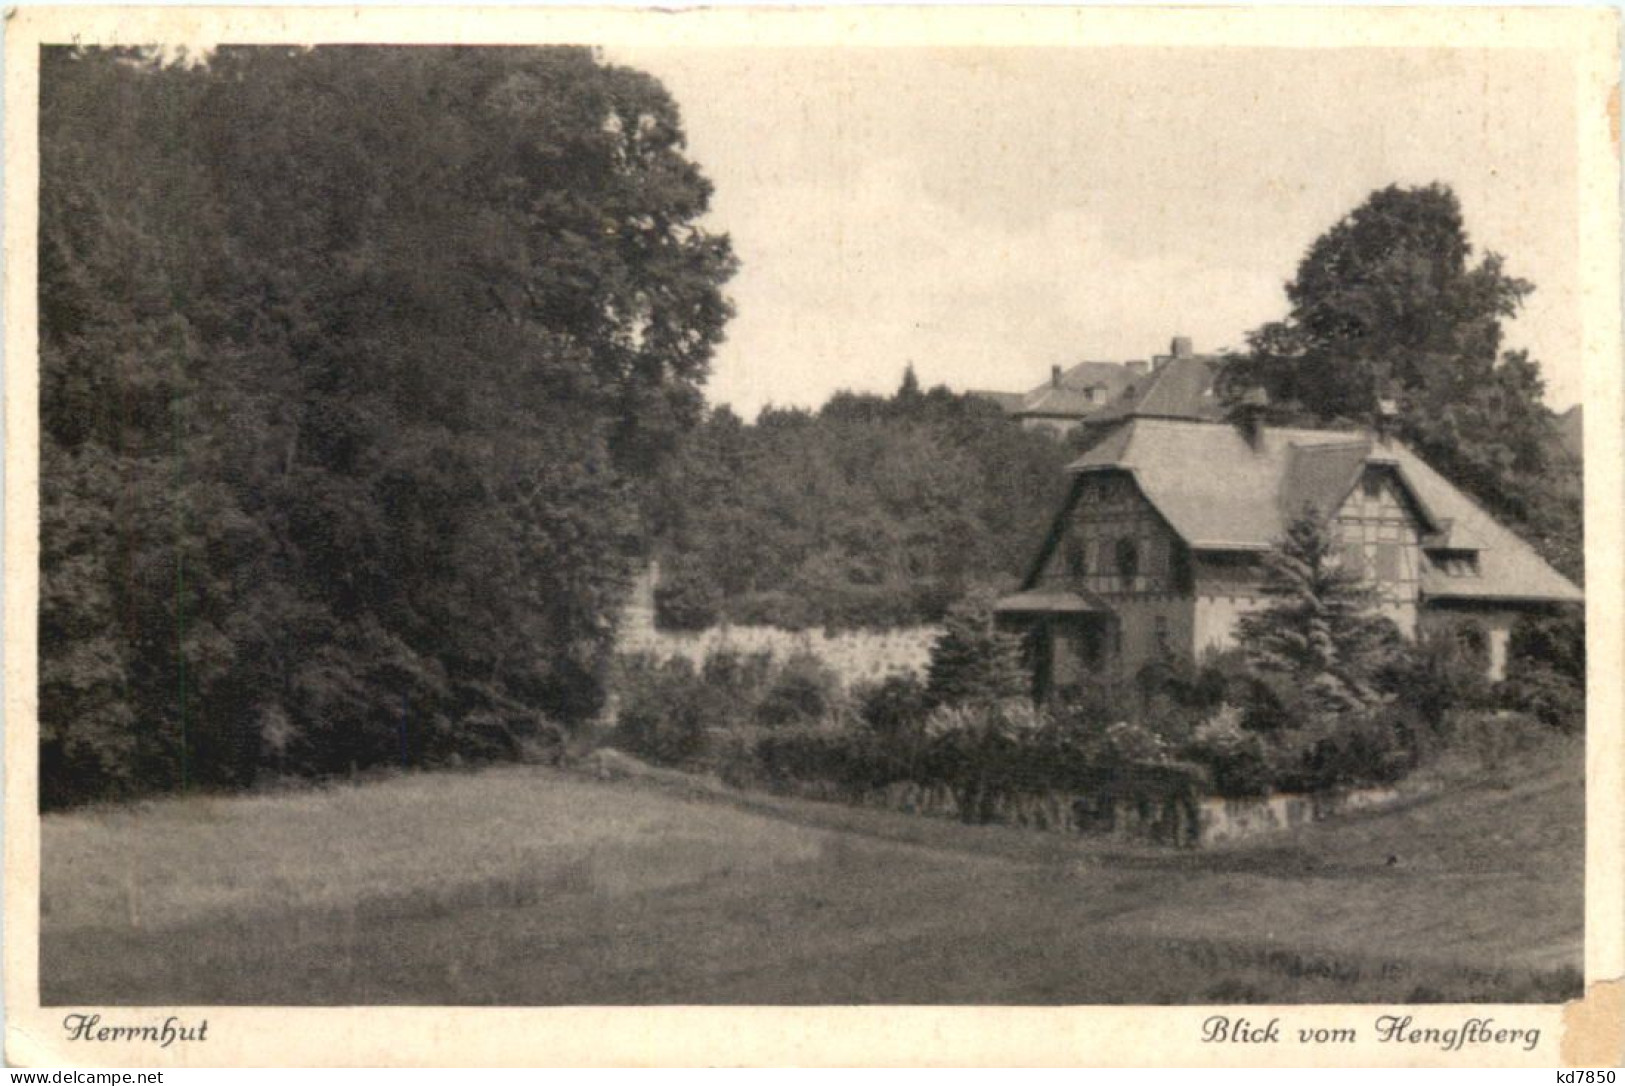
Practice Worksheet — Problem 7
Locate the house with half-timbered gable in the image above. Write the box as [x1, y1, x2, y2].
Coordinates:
[995, 416, 1582, 697]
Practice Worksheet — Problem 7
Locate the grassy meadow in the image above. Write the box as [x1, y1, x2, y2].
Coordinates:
[42, 739, 1583, 1005]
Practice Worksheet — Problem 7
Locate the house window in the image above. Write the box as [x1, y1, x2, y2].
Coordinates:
[1433, 551, 1480, 578]
[1341, 541, 1367, 578]
[1154, 614, 1171, 654]
[1375, 542, 1401, 581]
[1362, 471, 1382, 499]
[1115, 538, 1139, 579]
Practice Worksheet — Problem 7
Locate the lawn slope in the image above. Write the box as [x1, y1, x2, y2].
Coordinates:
[41, 741, 1582, 1004]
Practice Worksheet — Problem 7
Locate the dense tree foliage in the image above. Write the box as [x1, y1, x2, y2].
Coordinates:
[642, 377, 1075, 631]
[39, 46, 734, 806]
[1217, 184, 1583, 582]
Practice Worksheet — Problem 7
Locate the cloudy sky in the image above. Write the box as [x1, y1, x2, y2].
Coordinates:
[606, 45, 1581, 417]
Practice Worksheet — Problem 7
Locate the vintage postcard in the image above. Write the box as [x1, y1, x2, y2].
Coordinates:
[4, 4, 1622, 1068]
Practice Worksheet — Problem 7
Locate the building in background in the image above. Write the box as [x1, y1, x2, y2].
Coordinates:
[970, 336, 1220, 436]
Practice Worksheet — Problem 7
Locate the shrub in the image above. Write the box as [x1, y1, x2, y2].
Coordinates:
[1496, 662, 1584, 732]
[1385, 628, 1493, 729]
[1100, 720, 1169, 766]
[755, 720, 905, 796]
[653, 556, 723, 631]
[1444, 709, 1551, 773]
[1191, 650, 1310, 734]
[1051, 678, 1133, 731]
[610, 656, 715, 766]
[1268, 710, 1411, 792]
[1508, 609, 1585, 685]
[754, 650, 842, 728]
[452, 710, 524, 763]
[709, 727, 766, 789]
[1186, 706, 1271, 797]
[1135, 654, 1200, 706]
[920, 698, 1054, 822]
[724, 590, 817, 631]
[802, 583, 920, 632]
[853, 673, 930, 736]
[700, 648, 776, 719]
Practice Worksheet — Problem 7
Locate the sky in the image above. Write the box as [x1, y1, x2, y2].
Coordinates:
[606, 46, 1582, 417]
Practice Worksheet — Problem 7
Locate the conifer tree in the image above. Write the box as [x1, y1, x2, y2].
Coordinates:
[925, 592, 1030, 707]
[1234, 508, 1401, 714]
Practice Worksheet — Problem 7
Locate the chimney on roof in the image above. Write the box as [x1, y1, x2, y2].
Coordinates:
[1124, 359, 1149, 377]
[1237, 387, 1270, 451]
[1051, 364, 1062, 389]
[1375, 396, 1400, 445]
[1171, 336, 1194, 359]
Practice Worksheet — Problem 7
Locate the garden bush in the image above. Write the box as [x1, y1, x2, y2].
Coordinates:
[754, 720, 910, 796]
[919, 698, 1055, 822]
[700, 649, 777, 723]
[610, 656, 717, 766]
[753, 650, 843, 728]
[723, 590, 818, 631]
[853, 673, 931, 737]
[1508, 609, 1585, 685]
[1495, 662, 1584, 732]
[1384, 628, 1494, 729]
[1186, 707, 1272, 797]
[1444, 709, 1553, 773]
[653, 555, 724, 631]
[1264, 709, 1412, 793]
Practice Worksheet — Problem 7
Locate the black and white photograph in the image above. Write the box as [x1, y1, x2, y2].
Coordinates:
[6, 4, 1621, 1067]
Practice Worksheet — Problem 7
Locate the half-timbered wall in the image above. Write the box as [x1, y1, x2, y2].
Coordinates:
[1331, 466, 1423, 635]
[1036, 472, 1189, 597]
[1030, 471, 1197, 677]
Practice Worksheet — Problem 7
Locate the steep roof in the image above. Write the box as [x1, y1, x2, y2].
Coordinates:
[1055, 360, 1135, 389]
[1066, 419, 1581, 604]
[1383, 443, 1582, 603]
[973, 359, 1142, 420]
[1279, 440, 1373, 522]
[1083, 355, 1225, 429]
[1017, 385, 1113, 417]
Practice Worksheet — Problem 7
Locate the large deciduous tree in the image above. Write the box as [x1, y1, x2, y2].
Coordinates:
[39, 46, 734, 806]
[1217, 184, 1580, 580]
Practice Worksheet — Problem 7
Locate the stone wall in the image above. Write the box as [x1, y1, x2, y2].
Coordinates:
[786, 778, 1407, 848]
[615, 561, 939, 686]
[617, 622, 940, 687]
[1196, 786, 1403, 845]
